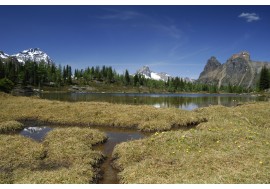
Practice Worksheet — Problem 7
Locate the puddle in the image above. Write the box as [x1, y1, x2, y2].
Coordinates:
[20, 126, 52, 142]
[19, 125, 147, 184]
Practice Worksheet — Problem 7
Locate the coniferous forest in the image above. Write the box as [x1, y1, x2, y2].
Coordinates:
[0, 57, 269, 94]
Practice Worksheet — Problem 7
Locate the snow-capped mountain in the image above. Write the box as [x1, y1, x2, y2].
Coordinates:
[0, 51, 9, 59]
[136, 66, 171, 81]
[136, 66, 195, 83]
[12, 48, 53, 64]
[0, 48, 53, 64]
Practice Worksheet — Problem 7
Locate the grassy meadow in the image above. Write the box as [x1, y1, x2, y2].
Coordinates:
[112, 103, 270, 183]
[1, 92, 270, 183]
[0, 92, 205, 132]
[0, 127, 107, 184]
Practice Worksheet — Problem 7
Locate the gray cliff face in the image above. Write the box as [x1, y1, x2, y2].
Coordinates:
[198, 51, 270, 88]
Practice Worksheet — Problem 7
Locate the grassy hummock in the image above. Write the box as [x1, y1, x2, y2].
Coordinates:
[0, 92, 206, 131]
[0, 121, 24, 133]
[0, 127, 107, 184]
[112, 103, 270, 183]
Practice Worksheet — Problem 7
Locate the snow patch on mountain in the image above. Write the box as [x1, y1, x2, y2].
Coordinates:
[136, 65, 195, 82]
[12, 48, 53, 64]
[0, 51, 9, 59]
[136, 66, 171, 81]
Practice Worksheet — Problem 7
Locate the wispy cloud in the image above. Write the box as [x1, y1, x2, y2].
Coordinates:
[97, 9, 144, 21]
[238, 12, 260, 22]
[169, 47, 210, 61]
[96, 8, 183, 40]
[153, 24, 182, 39]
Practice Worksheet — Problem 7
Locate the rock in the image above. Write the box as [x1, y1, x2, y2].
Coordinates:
[197, 51, 270, 88]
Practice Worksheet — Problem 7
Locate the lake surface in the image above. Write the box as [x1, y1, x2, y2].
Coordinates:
[40, 92, 267, 110]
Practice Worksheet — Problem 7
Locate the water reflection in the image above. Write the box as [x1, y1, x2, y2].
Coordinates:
[40, 92, 266, 111]
[20, 126, 52, 142]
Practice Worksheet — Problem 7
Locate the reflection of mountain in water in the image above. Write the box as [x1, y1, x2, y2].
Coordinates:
[20, 126, 52, 141]
[23, 127, 47, 133]
[40, 92, 265, 111]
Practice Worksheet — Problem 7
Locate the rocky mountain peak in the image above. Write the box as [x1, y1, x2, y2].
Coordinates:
[198, 51, 270, 88]
[137, 66, 152, 78]
[0, 51, 9, 59]
[230, 51, 250, 61]
[136, 66, 171, 81]
[203, 56, 222, 72]
[12, 48, 53, 64]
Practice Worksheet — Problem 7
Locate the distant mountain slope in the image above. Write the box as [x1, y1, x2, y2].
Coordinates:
[198, 51, 270, 88]
[136, 66, 194, 82]
[0, 51, 9, 59]
[136, 66, 171, 81]
[0, 48, 53, 64]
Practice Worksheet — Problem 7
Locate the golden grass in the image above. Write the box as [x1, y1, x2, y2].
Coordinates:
[0, 135, 44, 184]
[0, 92, 206, 131]
[0, 121, 24, 133]
[112, 102, 270, 183]
[13, 164, 96, 184]
[0, 127, 107, 184]
[43, 127, 106, 168]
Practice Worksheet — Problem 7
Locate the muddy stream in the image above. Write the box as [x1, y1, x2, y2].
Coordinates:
[19, 125, 147, 184]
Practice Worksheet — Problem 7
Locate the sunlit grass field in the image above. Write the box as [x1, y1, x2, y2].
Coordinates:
[0, 127, 106, 184]
[112, 103, 270, 183]
[0, 92, 205, 132]
[0, 92, 269, 183]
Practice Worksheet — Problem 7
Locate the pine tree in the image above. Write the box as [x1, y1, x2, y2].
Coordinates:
[124, 69, 130, 85]
[259, 66, 270, 91]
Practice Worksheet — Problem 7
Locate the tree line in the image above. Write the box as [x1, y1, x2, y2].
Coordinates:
[0, 57, 269, 93]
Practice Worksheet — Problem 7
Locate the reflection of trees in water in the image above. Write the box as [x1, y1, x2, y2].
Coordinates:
[41, 93, 262, 110]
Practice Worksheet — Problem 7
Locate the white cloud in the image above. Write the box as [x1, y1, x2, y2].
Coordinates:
[238, 12, 260, 22]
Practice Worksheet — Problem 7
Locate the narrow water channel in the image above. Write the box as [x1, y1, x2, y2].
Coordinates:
[94, 130, 146, 184]
[19, 125, 147, 184]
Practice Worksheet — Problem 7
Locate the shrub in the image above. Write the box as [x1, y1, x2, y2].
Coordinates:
[0, 78, 14, 93]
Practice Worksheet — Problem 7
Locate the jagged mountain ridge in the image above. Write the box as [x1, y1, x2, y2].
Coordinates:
[0, 48, 53, 64]
[0, 51, 9, 59]
[136, 66, 171, 81]
[136, 66, 194, 82]
[198, 51, 270, 88]
[135, 66, 169, 81]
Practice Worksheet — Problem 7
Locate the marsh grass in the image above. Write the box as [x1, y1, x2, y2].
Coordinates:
[112, 103, 270, 183]
[0, 135, 44, 183]
[0, 127, 107, 184]
[0, 121, 24, 133]
[0, 92, 206, 131]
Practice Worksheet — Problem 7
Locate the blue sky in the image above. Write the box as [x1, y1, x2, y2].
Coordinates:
[0, 5, 269, 79]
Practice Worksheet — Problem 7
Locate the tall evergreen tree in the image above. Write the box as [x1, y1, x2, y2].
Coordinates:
[124, 69, 130, 85]
[259, 66, 270, 91]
